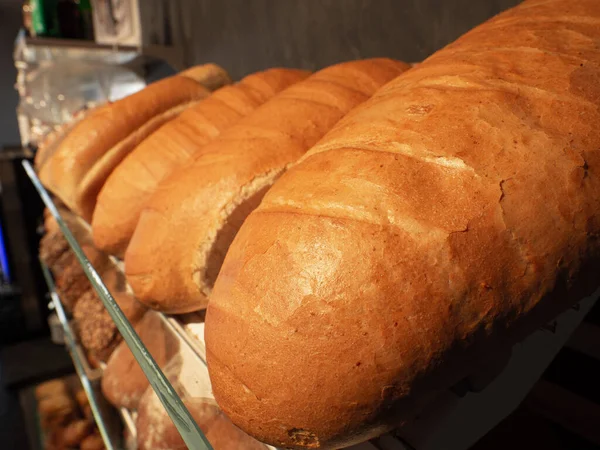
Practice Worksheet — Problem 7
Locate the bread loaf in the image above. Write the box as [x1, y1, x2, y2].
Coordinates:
[205, 1, 600, 447]
[101, 311, 178, 410]
[135, 353, 266, 450]
[39, 64, 230, 216]
[76, 101, 197, 221]
[34, 106, 94, 170]
[92, 68, 309, 257]
[125, 58, 409, 313]
[35, 380, 68, 401]
[62, 419, 93, 447]
[80, 431, 105, 450]
[74, 268, 145, 361]
[54, 244, 109, 312]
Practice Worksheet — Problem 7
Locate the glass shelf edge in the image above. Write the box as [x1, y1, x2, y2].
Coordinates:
[39, 261, 118, 450]
[24, 160, 213, 450]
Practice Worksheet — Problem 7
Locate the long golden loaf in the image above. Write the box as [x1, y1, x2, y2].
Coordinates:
[124, 58, 410, 313]
[91, 68, 310, 257]
[39, 64, 230, 217]
[205, 0, 600, 448]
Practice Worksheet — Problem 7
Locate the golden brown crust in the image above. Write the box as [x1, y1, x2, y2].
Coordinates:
[125, 59, 409, 314]
[38, 394, 76, 430]
[62, 419, 93, 447]
[39, 64, 230, 215]
[92, 68, 309, 258]
[35, 380, 68, 401]
[76, 100, 201, 222]
[205, 0, 600, 448]
[80, 431, 105, 450]
[137, 397, 267, 450]
[180, 63, 233, 91]
[101, 312, 178, 410]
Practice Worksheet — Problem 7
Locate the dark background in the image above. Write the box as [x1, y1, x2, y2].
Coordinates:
[0, 0, 523, 148]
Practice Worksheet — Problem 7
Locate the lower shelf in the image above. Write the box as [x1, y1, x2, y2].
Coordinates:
[40, 260, 127, 450]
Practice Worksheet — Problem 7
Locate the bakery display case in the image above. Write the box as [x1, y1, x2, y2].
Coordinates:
[38, 259, 123, 449]
[9, 1, 600, 449]
[22, 157, 600, 450]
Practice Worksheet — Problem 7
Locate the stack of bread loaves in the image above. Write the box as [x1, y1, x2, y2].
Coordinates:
[204, 0, 600, 448]
[91, 67, 309, 257]
[35, 378, 104, 450]
[124, 58, 409, 313]
[39, 64, 231, 220]
[35, 0, 600, 446]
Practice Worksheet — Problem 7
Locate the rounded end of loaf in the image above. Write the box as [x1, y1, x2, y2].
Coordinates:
[125, 197, 209, 314]
[91, 203, 132, 259]
[181, 63, 232, 91]
[91, 154, 157, 258]
[205, 210, 422, 449]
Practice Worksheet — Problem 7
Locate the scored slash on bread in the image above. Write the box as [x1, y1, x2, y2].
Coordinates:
[39, 63, 231, 219]
[204, 0, 600, 448]
[91, 68, 310, 258]
[124, 58, 410, 314]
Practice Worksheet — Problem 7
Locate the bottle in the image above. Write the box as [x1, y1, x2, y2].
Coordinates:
[78, 0, 94, 40]
[30, 0, 60, 37]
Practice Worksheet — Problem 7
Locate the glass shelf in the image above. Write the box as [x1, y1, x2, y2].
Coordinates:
[23, 157, 599, 450]
[23, 160, 212, 450]
[39, 260, 122, 450]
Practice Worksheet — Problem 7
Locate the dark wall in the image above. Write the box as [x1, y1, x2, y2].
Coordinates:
[183, 0, 522, 79]
[0, 0, 21, 147]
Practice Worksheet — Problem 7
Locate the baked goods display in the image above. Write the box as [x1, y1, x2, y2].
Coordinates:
[125, 58, 409, 313]
[92, 68, 310, 258]
[101, 311, 179, 410]
[136, 351, 266, 450]
[203, 0, 600, 448]
[34, 377, 104, 450]
[39, 63, 230, 219]
[29, 0, 600, 447]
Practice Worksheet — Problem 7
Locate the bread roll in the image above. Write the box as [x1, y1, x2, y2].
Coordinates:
[39, 394, 75, 429]
[80, 431, 105, 450]
[136, 354, 265, 450]
[35, 380, 68, 401]
[75, 389, 92, 419]
[205, 1, 600, 447]
[74, 269, 145, 361]
[137, 397, 267, 450]
[54, 244, 109, 312]
[92, 68, 309, 257]
[62, 419, 93, 447]
[125, 58, 409, 313]
[39, 64, 230, 217]
[101, 311, 179, 410]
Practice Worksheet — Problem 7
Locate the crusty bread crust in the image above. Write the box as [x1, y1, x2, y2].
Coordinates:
[124, 59, 409, 314]
[76, 100, 200, 222]
[92, 68, 309, 258]
[39, 64, 230, 216]
[205, 0, 600, 448]
[101, 311, 178, 410]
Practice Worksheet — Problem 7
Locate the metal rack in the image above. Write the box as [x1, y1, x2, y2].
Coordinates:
[23, 158, 600, 450]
